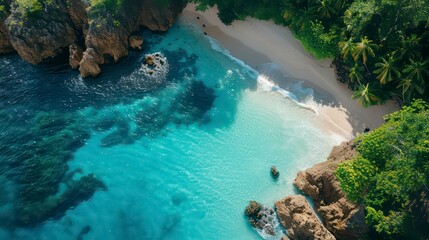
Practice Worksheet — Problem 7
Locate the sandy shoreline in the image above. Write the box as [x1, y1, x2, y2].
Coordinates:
[178, 4, 398, 141]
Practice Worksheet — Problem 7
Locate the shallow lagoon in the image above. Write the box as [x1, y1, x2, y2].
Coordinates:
[0, 21, 338, 239]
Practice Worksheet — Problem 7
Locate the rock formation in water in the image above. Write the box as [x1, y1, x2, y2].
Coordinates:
[293, 141, 369, 239]
[271, 165, 279, 179]
[275, 141, 369, 239]
[275, 195, 336, 240]
[0, 0, 185, 77]
[245, 201, 285, 238]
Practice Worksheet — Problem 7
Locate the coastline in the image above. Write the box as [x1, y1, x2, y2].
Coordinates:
[178, 4, 399, 140]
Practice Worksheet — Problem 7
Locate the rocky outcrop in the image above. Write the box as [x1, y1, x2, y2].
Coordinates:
[275, 195, 336, 240]
[244, 201, 286, 239]
[0, 2, 13, 53]
[293, 141, 369, 239]
[138, 0, 184, 31]
[79, 48, 102, 78]
[271, 165, 279, 179]
[4, 0, 79, 64]
[0, 0, 185, 77]
[69, 44, 83, 69]
[79, 0, 184, 77]
[129, 35, 143, 50]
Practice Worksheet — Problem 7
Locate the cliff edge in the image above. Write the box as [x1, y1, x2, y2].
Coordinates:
[0, 0, 185, 77]
[276, 141, 369, 239]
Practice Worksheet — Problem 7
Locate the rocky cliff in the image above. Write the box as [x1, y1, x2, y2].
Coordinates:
[276, 195, 336, 240]
[0, 0, 13, 53]
[276, 141, 369, 239]
[0, 0, 185, 77]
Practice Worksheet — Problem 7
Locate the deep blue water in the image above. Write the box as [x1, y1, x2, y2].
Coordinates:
[0, 21, 337, 239]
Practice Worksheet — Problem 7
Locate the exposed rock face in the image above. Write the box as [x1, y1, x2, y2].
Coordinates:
[129, 35, 143, 50]
[293, 141, 369, 239]
[79, 48, 102, 78]
[0, 3, 13, 54]
[275, 195, 336, 240]
[244, 201, 285, 239]
[78, 0, 185, 77]
[4, 0, 79, 64]
[0, 0, 185, 77]
[69, 44, 83, 69]
[139, 0, 184, 31]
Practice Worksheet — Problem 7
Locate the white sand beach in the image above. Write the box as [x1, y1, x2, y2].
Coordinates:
[179, 4, 399, 140]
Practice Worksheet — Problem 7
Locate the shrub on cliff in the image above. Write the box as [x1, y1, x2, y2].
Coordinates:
[336, 100, 429, 238]
[15, 0, 53, 19]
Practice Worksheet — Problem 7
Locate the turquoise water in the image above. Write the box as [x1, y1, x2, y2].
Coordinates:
[0, 21, 337, 239]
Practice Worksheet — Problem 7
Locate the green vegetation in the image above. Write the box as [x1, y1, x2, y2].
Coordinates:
[191, 0, 429, 107]
[87, 0, 125, 29]
[14, 0, 53, 19]
[336, 100, 429, 238]
[90, 0, 124, 10]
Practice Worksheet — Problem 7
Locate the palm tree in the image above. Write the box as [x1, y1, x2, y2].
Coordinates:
[317, 0, 336, 18]
[332, 0, 347, 11]
[397, 78, 425, 103]
[352, 36, 376, 65]
[292, 7, 317, 30]
[398, 59, 429, 102]
[399, 34, 421, 59]
[349, 63, 364, 84]
[352, 83, 380, 107]
[373, 52, 401, 85]
[403, 58, 429, 84]
[339, 38, 355, 60]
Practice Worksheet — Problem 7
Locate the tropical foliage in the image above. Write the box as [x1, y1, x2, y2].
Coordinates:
[336, 100, 429, 238]
[191, 0, 429, 107]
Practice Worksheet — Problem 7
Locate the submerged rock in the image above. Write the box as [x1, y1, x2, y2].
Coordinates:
[271, 165, 279, 179]
[140, 52, 169, 83]
[275, 195, 335, 240]
[293, 141, 368, 239]
[245, 201, 284, 238]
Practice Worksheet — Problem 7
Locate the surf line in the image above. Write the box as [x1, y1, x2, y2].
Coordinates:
[257, 74, 317, 113]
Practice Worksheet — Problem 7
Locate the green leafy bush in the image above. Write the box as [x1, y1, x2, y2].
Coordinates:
[336, 100, 429, 238]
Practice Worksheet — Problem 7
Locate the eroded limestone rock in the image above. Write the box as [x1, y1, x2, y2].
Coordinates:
[293, 141, 368, 239]
[275, 195, 336, 240]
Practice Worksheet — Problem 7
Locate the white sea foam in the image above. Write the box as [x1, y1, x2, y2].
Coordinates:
[205, 35, 317, 113]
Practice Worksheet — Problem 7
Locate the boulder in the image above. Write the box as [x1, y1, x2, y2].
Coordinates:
[79, 48, 102, 78]
[129, 35, 143, 50]
[244, 201, 282, 238]
[69, 44, 84, 69]
[275, 195, 335, 240]
[293, 141, 369, 239]
[271, 165, 279, 179]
